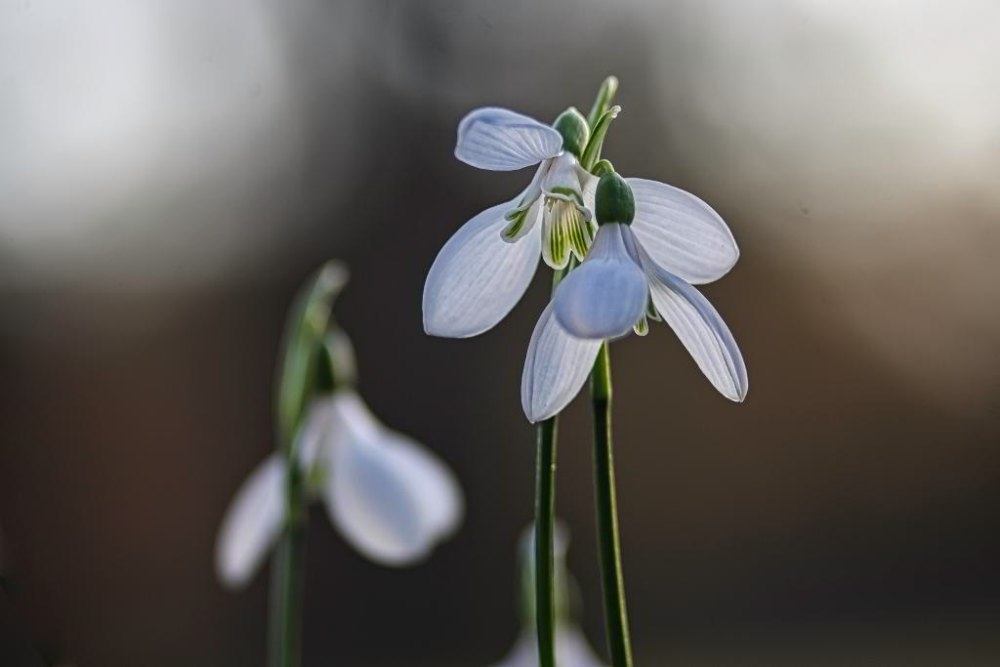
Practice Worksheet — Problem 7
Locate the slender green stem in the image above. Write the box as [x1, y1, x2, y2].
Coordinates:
[534, 266, 573, 666]
[268, 463, 308, 667]
[535, 417, 558, 667]
[591, 342, 633, 667]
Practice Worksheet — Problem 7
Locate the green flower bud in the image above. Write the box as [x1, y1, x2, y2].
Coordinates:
[595, 171, 635, 225]
[552, 107, 590, 159]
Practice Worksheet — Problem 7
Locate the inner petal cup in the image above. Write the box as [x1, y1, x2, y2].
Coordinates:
[553, 224, 648, 340]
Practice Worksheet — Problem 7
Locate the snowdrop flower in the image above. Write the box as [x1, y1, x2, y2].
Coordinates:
[216, 387, 463, 588]
[492, 524, 606, 667]
[522, 171, 748, 422]
[424, 106, 604, 338]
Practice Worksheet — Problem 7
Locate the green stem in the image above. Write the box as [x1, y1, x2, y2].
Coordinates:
[534, 417, 558, 667]
[268, 463, 308, 667]
[591, 342, 633, 666]
[535, 265, 573, 666]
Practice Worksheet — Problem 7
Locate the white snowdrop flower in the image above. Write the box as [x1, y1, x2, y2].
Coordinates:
[215, 390, 463, 588]
[423, 106, 603, 338]
[318, 390, 464, 566]
[522, 171, 747, 422]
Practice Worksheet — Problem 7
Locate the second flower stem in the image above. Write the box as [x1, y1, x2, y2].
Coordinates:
[535, 266, 570, 667]
[535, 417, 558, 667]
[591, 342, 634, 667]
[268, 463, 307, 667]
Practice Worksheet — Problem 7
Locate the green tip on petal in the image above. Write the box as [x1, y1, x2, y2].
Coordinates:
[553, 107, 590, 159]
[595, 171, 635, 225]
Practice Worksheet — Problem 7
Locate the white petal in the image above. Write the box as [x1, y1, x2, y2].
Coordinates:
[455, 107, 563, 171]
[552, 224, 648, 339]
[215, 455, 285, 589]
[521, 303, 601, 423]
[628, 177, 739, 284]
[642, 257, 748, 402]
[294, 396, 338, 471]
[423, 200, 541, 338]
[322, 392, 461, 565]
[375, 430, 464, 541]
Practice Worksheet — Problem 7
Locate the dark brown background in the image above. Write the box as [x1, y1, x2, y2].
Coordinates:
[2, 1, 999, 664]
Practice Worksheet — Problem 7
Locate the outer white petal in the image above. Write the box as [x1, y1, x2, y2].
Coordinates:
[423, 200, 542, 338]
[552, 224, 648, 339]
[322, 392, 461, 565]
[215, 455, 285, 589]
[455, 107, 563, 171]
[628, 177, 739, 284]
[522, 303, 601, 423]
[375, 430, 464, 541]
[642, 255, 748, 402]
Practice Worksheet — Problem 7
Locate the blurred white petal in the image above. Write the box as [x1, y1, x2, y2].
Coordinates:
[522, 304, 601, 423]
[215, 455, 285, 589]
[492, 627, 607, 667]
[643, 256, 748, 402]
[294, 396, 338, 471]
[322, 392, 462, 565]
[423, 200, 541, 338]
[455, 107, 562, 171]
[628, 177, 739, 285]
[377, 430, 464, 541]
[553, 224, 648, 339]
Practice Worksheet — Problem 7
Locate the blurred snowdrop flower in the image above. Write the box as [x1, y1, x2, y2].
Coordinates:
[424, 106, 601, 338]
[216, 390, 463, 587]
[216, 264, 463, 589]
[313, 391, 464, 567]
[522, 171, 747, 422]
[493, 628, 605, 667]
[492, 524, 605, 667]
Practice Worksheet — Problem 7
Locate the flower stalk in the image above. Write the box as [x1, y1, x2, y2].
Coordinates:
[267, 479, 307, 667]
[534, 416, 558, 667]
[591, 342, 633, 667]
[534, 263, 571, 666]
[268, 263, 346, 667]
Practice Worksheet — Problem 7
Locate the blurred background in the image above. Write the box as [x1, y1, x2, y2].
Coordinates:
[2, 0, 1000, 664]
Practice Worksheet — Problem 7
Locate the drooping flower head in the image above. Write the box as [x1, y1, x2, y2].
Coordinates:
[522, 171, 748, 422]
[216, 264, 464, 588]
[423, 106, 612, 338]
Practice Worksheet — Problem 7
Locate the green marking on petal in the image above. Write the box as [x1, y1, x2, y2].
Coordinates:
[547, 186, 584, 207]
[542, 199, 595, 269]
[633, 313, 649, 337]
[502, 209, 529, 242]
[646, 296, 662, 322]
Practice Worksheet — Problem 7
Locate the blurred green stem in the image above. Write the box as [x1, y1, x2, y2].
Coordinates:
[591, 342, 634, 666]
[268, 463, 307, 667]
